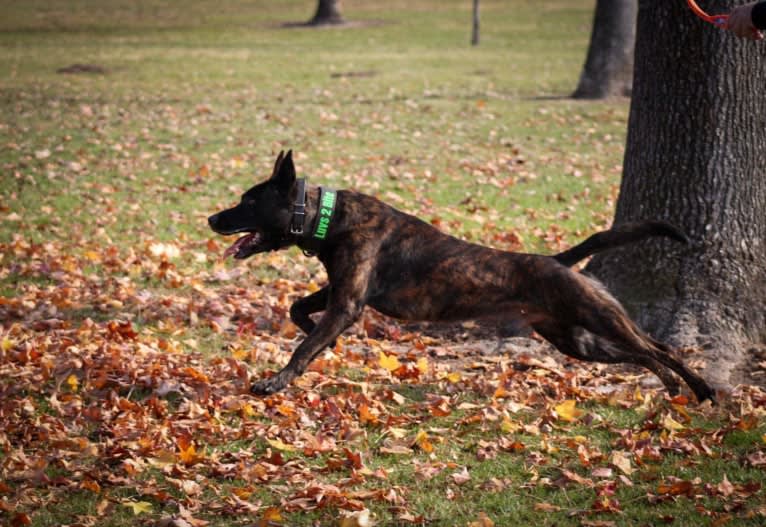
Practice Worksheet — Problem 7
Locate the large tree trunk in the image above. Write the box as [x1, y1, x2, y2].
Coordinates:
[587, 0, 766, 390]
[308, 0, 344, 26]
[572, 0, 636, 99]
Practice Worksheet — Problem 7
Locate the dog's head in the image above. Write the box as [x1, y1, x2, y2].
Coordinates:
[208, 150, 297, 259]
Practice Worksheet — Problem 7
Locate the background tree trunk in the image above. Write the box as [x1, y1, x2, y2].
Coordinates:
[308, 0, 344, 26]
[587, 0, 766, 389]
[471, 0, 480, 46]
[572, 0, 636, 99]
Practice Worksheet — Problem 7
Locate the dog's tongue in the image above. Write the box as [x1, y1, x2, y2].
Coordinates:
[223, 233, 257, 259]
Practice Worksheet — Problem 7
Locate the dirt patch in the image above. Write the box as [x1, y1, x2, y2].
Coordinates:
[56, 63, 107, 74]
[278, 19, 386, 30]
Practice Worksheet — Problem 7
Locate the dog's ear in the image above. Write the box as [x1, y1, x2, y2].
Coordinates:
[270, 149, 295, 194]
[270, 150, 285, 178]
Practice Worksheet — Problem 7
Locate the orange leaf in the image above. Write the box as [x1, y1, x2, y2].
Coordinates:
[181, 367, 209, 384]
[178, 443, 204, 466]
[81, 479, 101, 493]
[657, 480, 693, 496]
[414, 430, 434, 453]
[260, 507, 283, 526]
[359, 403, 379, 425]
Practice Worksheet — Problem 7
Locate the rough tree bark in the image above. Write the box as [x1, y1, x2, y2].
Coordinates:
[572, 0, 636, 99]
[308, 0, 344, 26]
[587, 0, 766, 389]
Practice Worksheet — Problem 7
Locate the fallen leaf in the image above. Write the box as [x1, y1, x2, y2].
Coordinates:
[451, 466, 471, 485]
[379, 351, 401, 372]
[121, 501, 153, 515]
[610, 450, 633, 476]
[267, 438, 297, 452]
[554, 399, 583, 422]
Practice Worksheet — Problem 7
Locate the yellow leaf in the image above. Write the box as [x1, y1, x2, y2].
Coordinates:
[240, 403, 256, 418]
[266, 438, 296, 452]
[446, 372, 462, 383]
[84, 250, 102, 262]
[554, 400, 582, 422]
[379, 351, 401, 372]
[121, 501, 153, 515]
[416, 357, 429, 374]
[501, 417, 520, 434]
[1, 336, 14, 352]
[661, 414, 685, 432]
[66, 374, 79, 392]
[231, 347, 248, 361]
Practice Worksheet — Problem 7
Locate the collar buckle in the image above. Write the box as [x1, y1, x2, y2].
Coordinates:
[290, 178, 308, 235]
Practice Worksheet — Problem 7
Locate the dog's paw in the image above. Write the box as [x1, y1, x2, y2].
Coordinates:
[250, 378, 282, 396]
[250, 370, 295, 396]
[697, 385, 717, 406]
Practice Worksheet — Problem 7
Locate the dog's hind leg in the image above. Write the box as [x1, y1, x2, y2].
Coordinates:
[581, 317, 712, 402]
[561, 284, 714, 403]
[532, 321, 681, 395]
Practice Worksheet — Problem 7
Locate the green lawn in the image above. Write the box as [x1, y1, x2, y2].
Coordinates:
[1, 1, 764, 526]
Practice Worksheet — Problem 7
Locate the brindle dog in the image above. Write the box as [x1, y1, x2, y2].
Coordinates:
[208, 151, 714, 403]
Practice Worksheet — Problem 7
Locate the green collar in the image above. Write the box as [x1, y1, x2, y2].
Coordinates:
[311, 187, 337, 240]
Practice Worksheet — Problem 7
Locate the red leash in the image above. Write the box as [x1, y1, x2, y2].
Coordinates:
[686, 0, 728, 28]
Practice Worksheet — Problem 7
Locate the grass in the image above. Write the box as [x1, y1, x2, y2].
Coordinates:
[2, 1, 765, 526]
[1, 0, 623, 252]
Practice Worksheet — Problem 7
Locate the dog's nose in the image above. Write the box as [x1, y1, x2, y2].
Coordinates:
[208, 213, 220, 230]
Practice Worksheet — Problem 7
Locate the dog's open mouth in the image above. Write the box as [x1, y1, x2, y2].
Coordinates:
[223, 231, 263, 259]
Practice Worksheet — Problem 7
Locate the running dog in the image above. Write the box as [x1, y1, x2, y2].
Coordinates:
[208, 151, 714, 403]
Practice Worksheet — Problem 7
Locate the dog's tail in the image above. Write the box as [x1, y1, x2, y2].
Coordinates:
[552, 221, 689, 267]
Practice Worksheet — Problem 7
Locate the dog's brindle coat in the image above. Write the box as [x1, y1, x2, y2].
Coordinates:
[208, 151, 714, 403]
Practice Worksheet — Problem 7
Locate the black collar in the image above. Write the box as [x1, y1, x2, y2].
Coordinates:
[289, 178, 308, 235]
[287, 179, 337, 255]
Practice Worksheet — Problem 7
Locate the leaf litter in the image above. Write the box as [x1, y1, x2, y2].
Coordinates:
[1, 228, 765, 526]
[1, 74, 765, 526]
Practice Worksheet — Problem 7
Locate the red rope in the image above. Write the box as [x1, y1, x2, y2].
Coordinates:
[686, 0, 729, 27]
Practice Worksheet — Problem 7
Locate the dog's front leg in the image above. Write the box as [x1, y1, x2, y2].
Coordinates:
[290, 286, 330, 336]
[251, 292, 365, 395]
